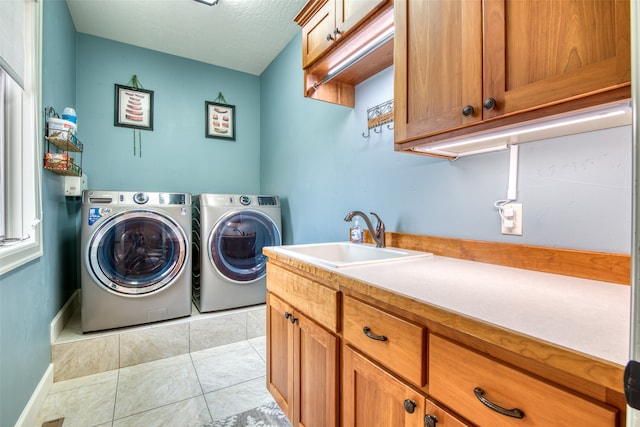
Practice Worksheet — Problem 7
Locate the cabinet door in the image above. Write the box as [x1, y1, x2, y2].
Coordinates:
[483, 0, 631, 118]
[394, 0, 482, 142]
[342, 345, 425, 427]
[295, 312, 339, 427]
[266, 293, 295, 422]
[302, 0, 336, 68]
[394, 0, 483, 143]
[336, 0, 388, 35]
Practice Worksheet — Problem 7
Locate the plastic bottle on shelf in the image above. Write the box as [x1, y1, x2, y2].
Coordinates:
[350, 219, 363, 244]
[62, 107, 76, 123]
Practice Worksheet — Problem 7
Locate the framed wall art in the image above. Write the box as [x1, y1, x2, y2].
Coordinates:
[205, 101, 235, 140]
[114, 84, 154, 130]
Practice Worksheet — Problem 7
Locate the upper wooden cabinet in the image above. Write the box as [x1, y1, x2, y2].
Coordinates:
[298, 0, 390, 68]
[295, 0, 394, 107]
[299, 0, 335, 69]
[394, 0, 631, 155]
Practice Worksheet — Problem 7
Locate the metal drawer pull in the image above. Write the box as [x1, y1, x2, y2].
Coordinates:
[473, 387, 524, 419]
[363, 326, 387, 341]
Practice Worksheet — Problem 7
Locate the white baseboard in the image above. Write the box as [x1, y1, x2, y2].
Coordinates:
[50, 289, 80, 344]
[14, 363, 53, 427]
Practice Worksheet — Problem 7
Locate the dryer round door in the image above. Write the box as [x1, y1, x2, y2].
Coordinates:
[87, 209, 188, 295]
[208, 209, 281, 283]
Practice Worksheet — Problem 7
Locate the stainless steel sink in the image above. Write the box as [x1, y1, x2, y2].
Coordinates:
[272, 242, 432, 268]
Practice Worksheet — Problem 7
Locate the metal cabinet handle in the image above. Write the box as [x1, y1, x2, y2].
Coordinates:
[363, 326, 387, 341]
[283, 312, 298, 324]
[334, 27, 342, 36]
[473, 387, 524, 419]
[424, 414, 438, 427]
[403, 399, 416, 414]
[483, 98, 497, 111]
[462, 105, 474, 116]
[326, 33, 334, 41]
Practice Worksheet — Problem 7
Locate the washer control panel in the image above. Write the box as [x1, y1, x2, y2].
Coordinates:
[109, 191, 191, 206]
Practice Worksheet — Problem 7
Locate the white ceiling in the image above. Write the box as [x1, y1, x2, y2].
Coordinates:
[66, 0, 307, 76]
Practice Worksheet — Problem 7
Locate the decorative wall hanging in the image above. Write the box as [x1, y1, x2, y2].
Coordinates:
[362, 99, 393, 138]
[114, 75, 154, 157]
[114, 84, 154, 130]
[205, 92, 235, 140]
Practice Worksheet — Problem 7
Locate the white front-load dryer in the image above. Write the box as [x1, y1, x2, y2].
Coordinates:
[193, 194, 282, 312]
[80, 190, 192, 332]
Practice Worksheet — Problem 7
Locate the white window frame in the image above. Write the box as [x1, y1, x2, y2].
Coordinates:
[0, 0, 43, 276]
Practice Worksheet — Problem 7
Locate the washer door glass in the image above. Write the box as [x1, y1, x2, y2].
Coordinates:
[209, 210, 281, 283]
[88, 210, 188, 295]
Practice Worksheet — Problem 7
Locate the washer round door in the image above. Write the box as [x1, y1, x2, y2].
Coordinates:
[87, 209, 188, 295]
[208, 209, 281, 283]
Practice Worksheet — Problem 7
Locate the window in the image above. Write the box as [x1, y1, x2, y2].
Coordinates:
[0, 0, 43, 276]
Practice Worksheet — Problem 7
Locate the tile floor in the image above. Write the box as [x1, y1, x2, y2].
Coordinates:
[35, 337, 286, 427]
[51, 303, 267, 383]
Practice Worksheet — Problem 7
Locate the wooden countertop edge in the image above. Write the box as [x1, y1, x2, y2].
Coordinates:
[369, 232, 631, 285]
[263, 248, 625, 396]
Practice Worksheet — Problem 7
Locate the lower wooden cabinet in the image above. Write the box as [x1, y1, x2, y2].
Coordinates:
[429, 334, 618, 426]
[264, 258, 625, 426]
[343, 345, 469, 427]
[266, 292, 339, 427]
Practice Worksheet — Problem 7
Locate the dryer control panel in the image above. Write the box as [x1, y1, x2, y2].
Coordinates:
[199, 194, 280, 208]
[258, 196, 278, 206]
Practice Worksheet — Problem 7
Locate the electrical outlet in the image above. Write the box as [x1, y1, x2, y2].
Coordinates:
[501, 203, 523, 235]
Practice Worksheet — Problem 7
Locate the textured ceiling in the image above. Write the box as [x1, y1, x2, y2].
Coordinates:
[66, 0, 307, 76]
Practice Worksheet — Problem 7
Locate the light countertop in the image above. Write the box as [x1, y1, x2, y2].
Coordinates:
[267, 246, 630, 366]
[335, 255, 630, 366]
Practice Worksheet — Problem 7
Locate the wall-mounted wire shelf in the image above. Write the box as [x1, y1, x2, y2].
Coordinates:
[43, 107, 83, 176]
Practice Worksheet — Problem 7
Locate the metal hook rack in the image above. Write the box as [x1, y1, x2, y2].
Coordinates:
[362, 99, 394, 138]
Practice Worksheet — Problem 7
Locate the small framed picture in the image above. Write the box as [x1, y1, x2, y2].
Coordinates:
[114, 84, 154, 130]
[205, 101, 235, 140]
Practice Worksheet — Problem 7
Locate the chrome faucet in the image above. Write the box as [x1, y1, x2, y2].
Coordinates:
[344, 211, 386, 248]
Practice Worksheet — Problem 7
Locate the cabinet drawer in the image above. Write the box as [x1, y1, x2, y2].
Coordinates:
[266, 263, 339, 332]
[343, 296, 425, 386]
[429, 335, 618, 426]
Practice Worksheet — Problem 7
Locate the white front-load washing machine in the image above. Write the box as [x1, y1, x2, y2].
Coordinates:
[80, 190, 192, 332]
[193, 194, 282, 312]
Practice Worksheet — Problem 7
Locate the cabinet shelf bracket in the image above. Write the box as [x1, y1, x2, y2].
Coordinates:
[362, 99, 394, 139]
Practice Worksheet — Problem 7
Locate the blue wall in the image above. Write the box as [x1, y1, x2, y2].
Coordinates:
[1, 4, 633, 425]
[0, 1, 78, 425]
[75, 34, 262, 195]
[260, 35, 632, 254]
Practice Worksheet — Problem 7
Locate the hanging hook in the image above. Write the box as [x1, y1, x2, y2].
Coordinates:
[362, 99, 394, 140]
